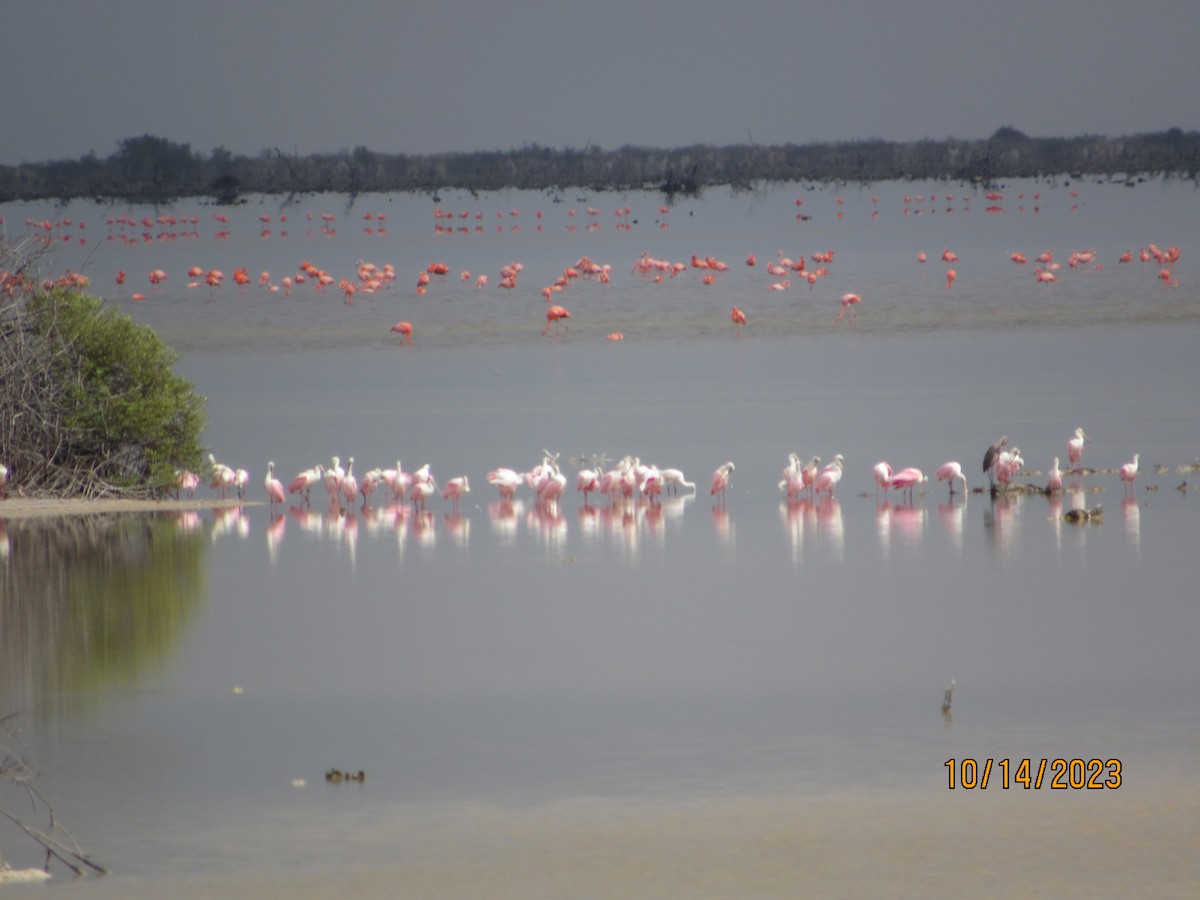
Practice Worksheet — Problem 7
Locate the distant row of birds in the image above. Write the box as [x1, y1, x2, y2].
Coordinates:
[182, 427, 1145, 515]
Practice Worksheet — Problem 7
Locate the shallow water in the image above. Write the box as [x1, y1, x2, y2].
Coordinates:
[2, 179, 1199, 895]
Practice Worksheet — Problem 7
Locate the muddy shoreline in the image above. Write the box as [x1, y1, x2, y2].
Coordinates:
[0, 496, 254, 519]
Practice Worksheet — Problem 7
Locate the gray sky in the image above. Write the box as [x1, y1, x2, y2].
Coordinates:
[3, 0, 1196, 165]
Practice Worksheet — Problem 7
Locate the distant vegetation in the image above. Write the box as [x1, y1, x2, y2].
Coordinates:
[1, 128, 1197, 205]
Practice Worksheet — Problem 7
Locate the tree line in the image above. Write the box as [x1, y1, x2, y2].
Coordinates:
[1, 128, 1197, 205]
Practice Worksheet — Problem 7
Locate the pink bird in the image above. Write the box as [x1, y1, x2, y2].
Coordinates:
[340, 457, 358, 509]
[359, 468, 383, 506]
[380, 460, 410, 502]
[264, 461, 285, 509]
[391, 321, 413, 345]
[1067, 427, 1089, 469]
[575, 468, 601, 504]
[541, 305, 571, 336]
[410, 480, 434, 511]
[935, 461, 967, 496]
[175, 467, 200, 499]
[710, 461, 735, 503]
[288, 465, 323, 505]
[995, 448, 1022, 491]
[442, 476, 470, 512]
[801, 456, 821, 500]
[537, 469, 567, 511]
[889, 467, 927, 503]
[642, 474, 663, 504]
[873, 461, 894, 498]
[1120, 454, 1139, 495]
[814, 455, 844, 500]
[488, 467, 523, 502]
[234, 468, 250, 501]
[1046, 457, 1063, 494]
[208, 454, 236, 499]
[835, 293, 861, 323]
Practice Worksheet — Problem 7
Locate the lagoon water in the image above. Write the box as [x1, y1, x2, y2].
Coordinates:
[2, 179, 1199, 896]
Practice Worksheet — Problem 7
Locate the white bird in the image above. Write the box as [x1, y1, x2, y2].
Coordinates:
[936, 461, 968, 496]
[658, 467, 696, 495]
[1068, 427, 1089, 469]
[1046, 457, 1063, 493]
[264, 461, 285, 508]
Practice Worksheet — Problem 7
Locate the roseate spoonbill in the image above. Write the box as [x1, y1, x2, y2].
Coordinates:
[1120, 454, 1139, 495]
[359, 468, 383, 506]
[995, 448, 1022, 491]
[1067, 427, 1089, 469]
[801, 456, 821, 499]
[175, 468, 199, 499]
[442, 476, 470, 512]
[710, 461, 735, 502]
[945, 269, 956, 289]
[208, 454, 236, 499]
[340, 458, 358, 508]
[264, 462, 285, 508]
[575, 468, 601, 504]
[935, 461, 967, 496]
[411, 480, 435, 511]
[982, 436, 1008, 487]
[1046, 457, 1063, 493]
[541, 305, 570, 336]
[537, 469, 567, 511]
[380, 461, 409, 501]
[659, 468, 696, 495]
[234, 468, 249, 501]
[814, 455, 844, 500]
[488, 467, 523, 502]
[889, 467, 927, 503]
[288, 465, 321, 504]
[874, 461, 894, 498]
[391, 321, 413, 345]
[321, 457, 345, 504]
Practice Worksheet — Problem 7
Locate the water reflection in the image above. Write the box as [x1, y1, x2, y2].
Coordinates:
[1122, 496, 1141, 551]
[0, 514, 207, 712]
[983, 494, 1020, 559]
[936, 497, 966, 553]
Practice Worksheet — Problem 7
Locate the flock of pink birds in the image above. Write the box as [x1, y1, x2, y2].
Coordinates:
[3, 187, 1182, 344]
[177, 425, 1142, 523]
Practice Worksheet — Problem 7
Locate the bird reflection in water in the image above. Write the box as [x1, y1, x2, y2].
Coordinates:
[442, 511, 470, 547]
[937, 495, 966, 554]
[1122, 495, 1141, 550]
[488, 499, 523, 545]
[983, 493, 1019, 558]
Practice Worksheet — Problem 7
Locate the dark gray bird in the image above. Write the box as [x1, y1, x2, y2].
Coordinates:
[983, 435, 1008, 487]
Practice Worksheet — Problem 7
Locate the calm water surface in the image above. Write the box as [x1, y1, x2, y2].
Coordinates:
[2, 179, 1199, 896]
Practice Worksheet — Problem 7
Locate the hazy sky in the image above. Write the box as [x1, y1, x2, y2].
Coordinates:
[3, 0, 1196, 164]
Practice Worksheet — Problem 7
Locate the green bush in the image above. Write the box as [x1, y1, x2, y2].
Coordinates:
[1, 284, 205, 497]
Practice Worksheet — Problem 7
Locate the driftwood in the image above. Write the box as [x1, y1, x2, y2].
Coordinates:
[0, 714, 106, 878]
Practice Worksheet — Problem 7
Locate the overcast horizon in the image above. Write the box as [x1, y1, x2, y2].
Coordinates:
[3, 0, 1197, 166]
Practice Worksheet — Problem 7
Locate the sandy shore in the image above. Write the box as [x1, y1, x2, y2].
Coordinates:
[0, 496, 254, 519]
